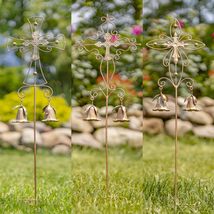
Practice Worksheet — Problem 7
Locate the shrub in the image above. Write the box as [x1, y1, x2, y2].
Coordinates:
[0, 66, 23, 98]
[0, 88, 71, 128]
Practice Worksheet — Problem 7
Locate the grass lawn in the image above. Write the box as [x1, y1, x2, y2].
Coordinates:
[0, 134, 214, 213]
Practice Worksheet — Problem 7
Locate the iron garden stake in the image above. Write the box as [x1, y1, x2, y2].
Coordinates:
[146, 18, 205, 210]
[77, 15, 140, 191]
[8, 17, 65, 204]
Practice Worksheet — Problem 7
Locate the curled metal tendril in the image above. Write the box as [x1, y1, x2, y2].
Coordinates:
[109, 83, 117, 91]
[90, 89, 99, 101]
[101, 15, 115, 23]
[76, 41, 103, 61]
[108, 86, 126, 101]
[158, 77, 173, 89]
[41, 85, 53, 100]
[181, 78, 194, 91]
[114, 49, 123, 60]
[17, 86, 29, 100]
[96, 54, 103, 61]
[117, 88, 126, 100]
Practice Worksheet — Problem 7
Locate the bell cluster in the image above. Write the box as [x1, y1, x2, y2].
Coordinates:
[153, 92, 199, 112]
[13, 103, 58, 123]
[84, 104, 129, 122]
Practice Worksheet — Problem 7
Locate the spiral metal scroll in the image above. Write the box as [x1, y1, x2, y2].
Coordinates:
[17, 84, 54, 103]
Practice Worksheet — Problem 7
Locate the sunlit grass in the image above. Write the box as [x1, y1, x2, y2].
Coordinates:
[0, 134, 214, 213]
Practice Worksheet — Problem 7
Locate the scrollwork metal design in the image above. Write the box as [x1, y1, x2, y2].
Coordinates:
[76, 14, 140, 100]
[146, 18, 205, 91]
[7, 16, 65, 86]
[146, 18, 205, 88]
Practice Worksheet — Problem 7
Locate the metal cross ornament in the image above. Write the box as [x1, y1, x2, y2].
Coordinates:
[77, 14, 140, 191]
[8, 17, 65, 85]
[146, 18, 205, 210]
[8, 16, 65, 205]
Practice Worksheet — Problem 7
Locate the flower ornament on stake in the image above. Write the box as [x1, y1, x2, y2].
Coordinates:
[146, 18, 205, 210]
[7, 17, 65, 205]
[76, 14, 140, 191]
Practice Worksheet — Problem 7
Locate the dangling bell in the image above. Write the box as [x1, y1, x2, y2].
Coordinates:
[13, 105, 29, 123]
[183, 95, 199, 111]
[84, 104, 101, 121]
[153, 93, 170, 111]
[113, 105, 129, 122]
[42, 104, 58, 122]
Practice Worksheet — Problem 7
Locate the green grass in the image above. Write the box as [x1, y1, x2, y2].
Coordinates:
[0, 134, 214, 213]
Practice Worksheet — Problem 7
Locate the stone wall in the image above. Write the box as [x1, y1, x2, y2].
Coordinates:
[0, 122, 71, 155]
[0, 96, 214, 154]
[71, 96, 214, 149]
[144, 96, 214, 138]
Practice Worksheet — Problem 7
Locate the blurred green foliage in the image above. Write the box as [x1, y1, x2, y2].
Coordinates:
[0, 67, 23, 97]
[0, 88, 71, 127]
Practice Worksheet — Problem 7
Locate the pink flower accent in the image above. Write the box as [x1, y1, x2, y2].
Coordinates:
[110, 35, 119, 43]
[178, 20, 185, 28]
[211, 32, 214, 38]
[131, 25, 143, 36]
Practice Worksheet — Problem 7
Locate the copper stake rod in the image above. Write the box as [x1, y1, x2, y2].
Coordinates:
[8, 17, 65, 204]
[146, 18, 205, 210]
[77, 14, 139, 191]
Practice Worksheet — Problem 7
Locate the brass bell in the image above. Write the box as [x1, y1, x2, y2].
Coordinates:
[42, 104, 58, 122]
[13, 105, 28, 123]
[84, 105, 101, 121]
[153, 93, 170, 111]
[184, 95, 199, 111]
[113, 105, 129, 122]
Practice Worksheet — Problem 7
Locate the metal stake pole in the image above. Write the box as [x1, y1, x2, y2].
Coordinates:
[105, 94, 109, 191]
[105, 60, 109, 191]
[174, 86, 178, 211]
[33, 73, 37, 205]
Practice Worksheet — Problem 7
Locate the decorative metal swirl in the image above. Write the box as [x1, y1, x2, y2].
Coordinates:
[41, 85, 54, 100]
[180, 77, 194, 92]
[17, 85, 30, 100]
[17, 84, 54, 103]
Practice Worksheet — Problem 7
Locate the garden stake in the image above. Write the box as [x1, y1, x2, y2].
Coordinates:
[77, 14, 140, 191]
[146, 18, 205, 211]
[8, 17, 65, 205]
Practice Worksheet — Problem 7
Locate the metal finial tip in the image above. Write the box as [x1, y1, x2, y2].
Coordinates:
[33, 71, 38, 76]
[174, 22, 178, 28]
